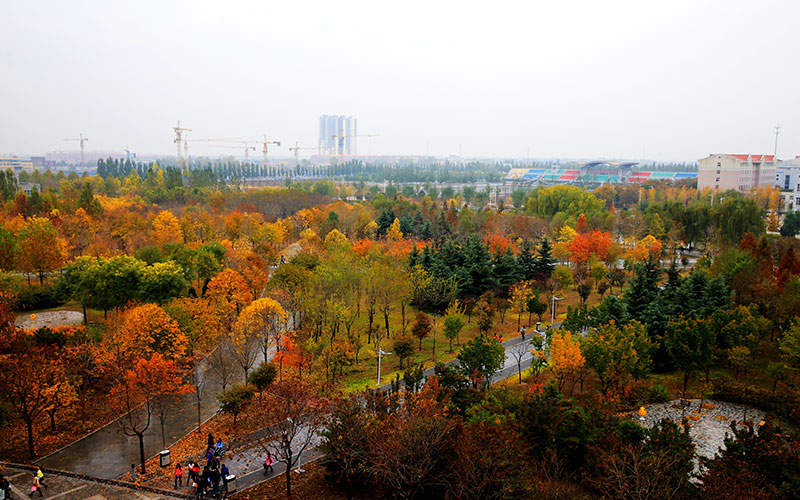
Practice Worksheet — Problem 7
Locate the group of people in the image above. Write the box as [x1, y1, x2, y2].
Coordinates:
[172, 433, 230, 500]
[0, 473, 12, 499]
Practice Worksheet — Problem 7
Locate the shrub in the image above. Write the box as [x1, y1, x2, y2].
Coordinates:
[15, 283, 65, 311]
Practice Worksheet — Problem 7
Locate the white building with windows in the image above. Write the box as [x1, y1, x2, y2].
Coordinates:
[697, 154, 777, 192]
[776, 157, 800, 212]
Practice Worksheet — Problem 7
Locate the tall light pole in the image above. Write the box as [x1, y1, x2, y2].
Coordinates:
[376, 343, 391, 387]
[551, 295, 563, 324]
[774, 125, 781, 158]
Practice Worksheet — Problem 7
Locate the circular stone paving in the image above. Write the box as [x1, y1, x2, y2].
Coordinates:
[637, 399, 764, 460]
[16, 310, 84, 329]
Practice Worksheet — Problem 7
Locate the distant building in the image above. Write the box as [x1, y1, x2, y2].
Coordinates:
[505, 161, 697, 185]
[775, 158, 800, 212]
[697, 154, 777, 192]
[18, 182, 41, 196]
[318, 115, 357, 155]
[0, 156, 34, 171]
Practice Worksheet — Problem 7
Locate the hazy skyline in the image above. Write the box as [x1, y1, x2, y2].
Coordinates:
[2, 0, 799, 161]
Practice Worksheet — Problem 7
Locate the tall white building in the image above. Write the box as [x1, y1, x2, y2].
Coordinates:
[319, 115, 357, 155]
[697, 154, 777, 192]
[776, 157, 800, 212]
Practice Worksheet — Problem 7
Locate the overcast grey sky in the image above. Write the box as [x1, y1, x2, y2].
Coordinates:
[1, 0, 799, 161]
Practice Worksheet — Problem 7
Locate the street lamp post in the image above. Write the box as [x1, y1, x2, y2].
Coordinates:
[551, 296, 563, 324]
[376, 342, 392, 387]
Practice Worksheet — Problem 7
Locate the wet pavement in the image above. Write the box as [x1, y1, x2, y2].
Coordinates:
[38, 353, 264, 479]
[0, 465, 185, 500]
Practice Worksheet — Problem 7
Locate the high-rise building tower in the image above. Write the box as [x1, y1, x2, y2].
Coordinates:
[319, 115, 356, 154]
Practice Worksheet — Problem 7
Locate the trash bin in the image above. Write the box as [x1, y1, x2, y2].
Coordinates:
[226, 474, 236, 493]
[536, 322, 541, 332]
[159, 450, 170, 467]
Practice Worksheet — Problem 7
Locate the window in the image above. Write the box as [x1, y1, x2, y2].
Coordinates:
[716, 177, 720, 182]
[717, 170, 720, 174]
[717, 162, 721, 167]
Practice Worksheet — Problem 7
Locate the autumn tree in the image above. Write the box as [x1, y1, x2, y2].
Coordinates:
[411, 311, 431, 350]
[113, 353, 189, 473]
[549, 330, 585, 394]
[106, 303, 189, 365]
[236, 297, 289, 370]
[260, 380, 329, 498]
[152, 209, 183, 245]
[16, 216, 67, 285]
[509, 281, 533, 331]
[0, 332, 60, 458]
[206, 268, 254, 328]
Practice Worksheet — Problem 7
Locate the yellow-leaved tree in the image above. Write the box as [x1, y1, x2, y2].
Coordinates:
[152, 210, 183, 246]
[324, 228, 350, 251]
[386, 218, 403, 242]
[549, 330, 585, 395]
[235, 297, 289, 377]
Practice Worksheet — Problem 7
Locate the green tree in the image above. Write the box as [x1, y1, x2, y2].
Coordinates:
[664, 317, 715, 396]
[457, 333, 505, 389]
[139, 261, 187, 304]
[247, 362, 277, 401]
[218, 383, 255, 427]
[780, 211, 800, 237]
[443, 312, 464, 353]
[393, 336, 415, 369]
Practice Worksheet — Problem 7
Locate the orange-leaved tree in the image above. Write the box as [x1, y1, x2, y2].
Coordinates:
[549, 330, 585, 395]
[113, 353, 192, 473]
[16, 216, 68, 285]
[103, 303, 189, 368]
[206, 268, 254, 329]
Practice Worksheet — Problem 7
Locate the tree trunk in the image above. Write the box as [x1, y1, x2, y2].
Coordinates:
[137, 432, 147, 474]
[26, 418, 35, 459]
[48, 410, 56, 432]
[384, 314, 390, 339]
[449, 337, 453, 353]
[285, 452, 293, 497]
[82, 304, 88, 325]
[518, 363, 522, 383]
[160, 416, 167, 449]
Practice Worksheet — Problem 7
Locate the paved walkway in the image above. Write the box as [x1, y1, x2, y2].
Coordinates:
[169, 329, 553, 494]
[0, 464, 186, 500]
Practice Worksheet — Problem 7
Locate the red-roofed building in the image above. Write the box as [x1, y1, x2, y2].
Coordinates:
[698, 153, 777, 192]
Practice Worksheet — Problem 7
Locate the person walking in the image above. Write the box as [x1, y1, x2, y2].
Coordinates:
[34, 469, 45, 490]
[263, 451, 274, 475]
[0, 474, 11, 500]
[520, 325, 526, 340]
[209, 466, 220, 498]
[220, 463, 229, 496]
[206, 433, 215, 453]
[29, 474, 43, 498]
[174, 463, 183, 489]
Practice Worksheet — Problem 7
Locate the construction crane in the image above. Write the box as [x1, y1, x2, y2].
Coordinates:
[124, 146, 136, 161]
[331, 133, 379, 155]
[173, 121, 192, 169]
[64, 133, 89, 170]
[261, 134, 281, 177]
[288, 142, 317, 177]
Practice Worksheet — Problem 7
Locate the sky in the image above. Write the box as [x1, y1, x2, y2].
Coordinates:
[1, 0, 799, 161]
